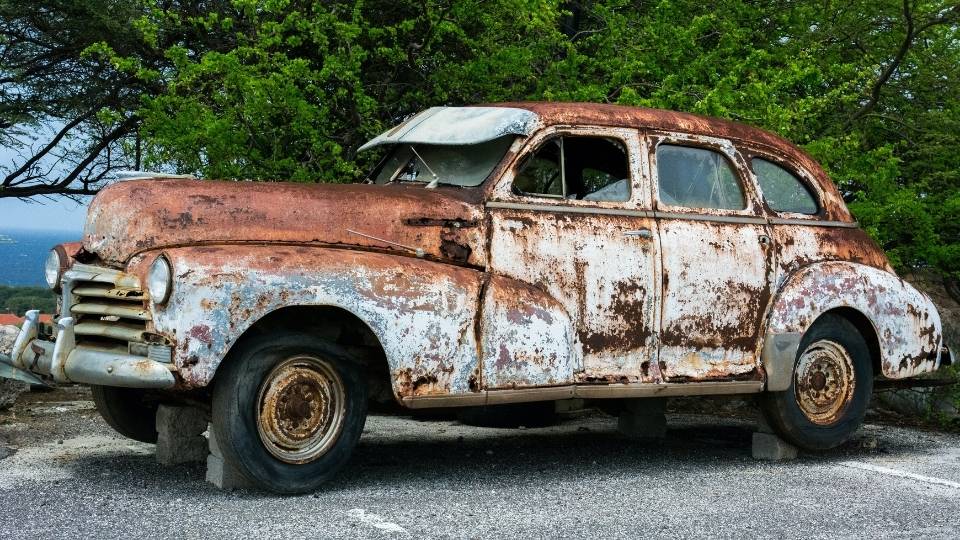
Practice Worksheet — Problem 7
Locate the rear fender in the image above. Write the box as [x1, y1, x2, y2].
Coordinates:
[763, 261, 943, 390]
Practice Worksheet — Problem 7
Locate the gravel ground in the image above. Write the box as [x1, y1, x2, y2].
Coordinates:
[1, 387, 959, 539]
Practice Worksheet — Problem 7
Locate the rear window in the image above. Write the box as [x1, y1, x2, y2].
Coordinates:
[752, 158, 819, 214]
[656, 145, 745, 210]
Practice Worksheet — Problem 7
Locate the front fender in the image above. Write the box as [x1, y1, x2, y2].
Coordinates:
[764, 261, 943, 389]
[146, 245, 484, 395]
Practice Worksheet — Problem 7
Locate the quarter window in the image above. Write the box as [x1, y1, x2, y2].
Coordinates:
[656, 145, 745, 210]
[752, 158, 819, 214]
[513, 136, 630, 202]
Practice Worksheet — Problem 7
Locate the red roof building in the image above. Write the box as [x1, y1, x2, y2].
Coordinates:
[0, 313, 54, 326]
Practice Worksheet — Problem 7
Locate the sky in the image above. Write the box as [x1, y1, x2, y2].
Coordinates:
[1, 124, 90, 234]
[0, 196, 89, 233]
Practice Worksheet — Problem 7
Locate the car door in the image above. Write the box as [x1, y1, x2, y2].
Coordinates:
[483, 126, 663, 388]
[647, 131, 774, 381]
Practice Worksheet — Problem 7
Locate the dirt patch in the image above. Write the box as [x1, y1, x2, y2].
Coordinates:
[0, 385, 98, 450]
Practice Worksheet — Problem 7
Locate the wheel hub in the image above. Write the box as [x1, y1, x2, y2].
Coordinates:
[257, 356, 346, 464]
[794, 340, 856, 425]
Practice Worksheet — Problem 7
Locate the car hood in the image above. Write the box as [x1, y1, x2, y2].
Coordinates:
[83, 179, 487, 267]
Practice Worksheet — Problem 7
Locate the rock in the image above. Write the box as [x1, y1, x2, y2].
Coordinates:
[0, 325, 28, 411]
[874, 388, 960, 420]
[0, 324, 18, 353]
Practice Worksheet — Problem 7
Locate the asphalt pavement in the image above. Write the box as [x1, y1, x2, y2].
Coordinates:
[1, 387, 958, 539]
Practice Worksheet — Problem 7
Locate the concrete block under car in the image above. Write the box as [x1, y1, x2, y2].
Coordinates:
[617, 398, 667, 439]
[752, 432, 799, 461]
[206, 425, 255, 490]
[155, 405, 208, 465]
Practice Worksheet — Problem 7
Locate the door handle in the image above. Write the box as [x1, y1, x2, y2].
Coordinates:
[759, 234, 772, 246]
[624, 228, 653, 239]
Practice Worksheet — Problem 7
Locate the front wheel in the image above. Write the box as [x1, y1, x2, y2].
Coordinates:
[211, 333, 367, 494]
[760, 314, 873, 451]
[91, 385, 159, 443]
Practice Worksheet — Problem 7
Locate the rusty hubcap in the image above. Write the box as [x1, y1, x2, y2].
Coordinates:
[256, 356, 346, 464]
[794, 340, 856, 426]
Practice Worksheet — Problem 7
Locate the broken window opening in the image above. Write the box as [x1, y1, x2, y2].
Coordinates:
[513, 136, 631, 202]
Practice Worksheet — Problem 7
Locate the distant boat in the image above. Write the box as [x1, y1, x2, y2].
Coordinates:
[0, 234, 17, 245]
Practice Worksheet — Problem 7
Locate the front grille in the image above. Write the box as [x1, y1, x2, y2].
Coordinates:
[65, 268, 149, 347]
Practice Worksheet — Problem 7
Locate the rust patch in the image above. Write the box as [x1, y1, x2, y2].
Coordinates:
[188, 324, 213, 345]
[82, 179, 489, 268]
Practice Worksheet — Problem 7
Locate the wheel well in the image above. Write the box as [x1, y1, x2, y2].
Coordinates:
[233, 305, 395, 403]
[818, 307, 882, 376]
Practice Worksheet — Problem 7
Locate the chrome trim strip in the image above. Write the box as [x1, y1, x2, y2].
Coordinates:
[652, 211, 767, 225]
[487, 201, 860, 228]
[486, 201, 649, 217]
[71, 303, 151, 321]
[769, 217, 859, 228]
[401, 381, 764, 408]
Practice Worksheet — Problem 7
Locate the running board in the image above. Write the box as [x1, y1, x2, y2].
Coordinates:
[401, 380, 764, 409]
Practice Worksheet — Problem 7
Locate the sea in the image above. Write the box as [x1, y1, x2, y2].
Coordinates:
[0, 228, 82, 286]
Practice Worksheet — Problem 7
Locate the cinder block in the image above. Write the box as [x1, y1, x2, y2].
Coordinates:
[156, 405, 208, 436]
[205, 425, 255, 490]
[155, 405, 208, 465]
[208, 424, 224, 459]
[555, 399, 586, 413]
[756, 414, 775, 434]
[617, 398, 667, 440]
[752, 432, 798, 461]
[156, 432, 208, 465]
[206, 453, 256, 490]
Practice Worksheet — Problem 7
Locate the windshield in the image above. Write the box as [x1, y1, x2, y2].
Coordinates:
[372, 136, 515, 187]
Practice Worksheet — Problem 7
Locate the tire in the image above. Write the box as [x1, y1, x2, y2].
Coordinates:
[91, 386, 159, 443]
[211, 332, 367, 494]
[760, 314, 873, 451]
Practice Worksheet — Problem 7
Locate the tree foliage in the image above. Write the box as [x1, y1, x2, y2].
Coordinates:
[1, 0, 958, 278]
[0, 285, 56, 315]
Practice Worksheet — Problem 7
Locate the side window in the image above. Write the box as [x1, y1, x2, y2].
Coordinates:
[513, 139, 564, 197]
[656, 144, 745, 210]
[513, 136, 630, 202]
[752, 158, 819, 214]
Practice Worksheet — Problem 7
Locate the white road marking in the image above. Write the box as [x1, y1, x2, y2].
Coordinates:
[839, 460, 960, 490]
[347, 508, 411, 536]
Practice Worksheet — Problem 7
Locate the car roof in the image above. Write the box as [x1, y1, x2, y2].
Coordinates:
[494, 101, 851, 221]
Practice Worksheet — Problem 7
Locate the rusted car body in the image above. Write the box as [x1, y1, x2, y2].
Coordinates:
[0, 102, 950, 492]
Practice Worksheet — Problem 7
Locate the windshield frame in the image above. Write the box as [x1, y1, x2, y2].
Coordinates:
[367, 136, 518, 188]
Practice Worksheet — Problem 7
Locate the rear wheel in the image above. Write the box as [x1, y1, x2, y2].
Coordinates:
[760, 314, 873, 451]
[91, 386, 159, 443]
[212, 333, 367, 494]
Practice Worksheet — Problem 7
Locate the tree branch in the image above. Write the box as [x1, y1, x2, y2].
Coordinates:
[2, 109, 96, 186]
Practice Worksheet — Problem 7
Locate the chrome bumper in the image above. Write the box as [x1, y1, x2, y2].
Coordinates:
[0, 310, 176, 389]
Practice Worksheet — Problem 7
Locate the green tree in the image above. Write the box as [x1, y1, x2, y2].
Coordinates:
[0, 285, 56, 315]
[2, 0, 958, 280]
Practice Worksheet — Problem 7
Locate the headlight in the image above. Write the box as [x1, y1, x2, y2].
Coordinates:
[147, 255, 172, 304]
[44, 249, 63, 290]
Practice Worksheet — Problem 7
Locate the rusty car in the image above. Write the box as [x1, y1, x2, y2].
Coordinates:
[0, 103, 951, 493]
